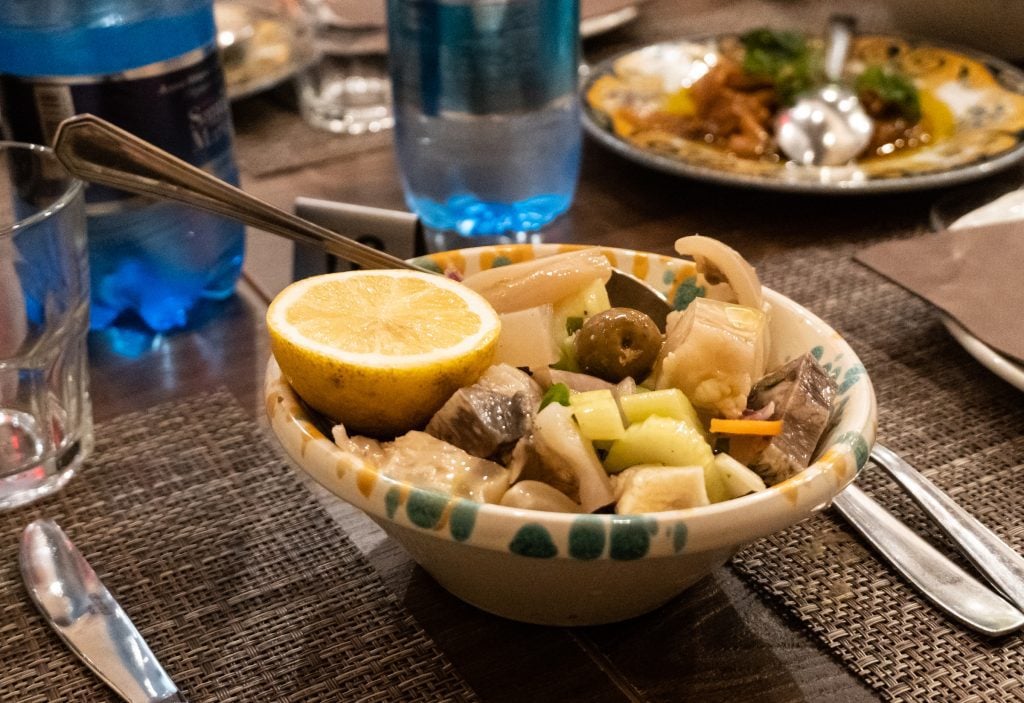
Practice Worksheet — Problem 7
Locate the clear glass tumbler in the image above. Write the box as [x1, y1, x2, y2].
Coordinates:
[0, 142, 91, 510]
[297, 0, 394, 135]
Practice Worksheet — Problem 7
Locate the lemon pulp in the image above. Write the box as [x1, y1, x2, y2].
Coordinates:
[267, 270, 501, 437]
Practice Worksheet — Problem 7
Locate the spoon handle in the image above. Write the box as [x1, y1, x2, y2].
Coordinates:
[835, 487, 1019, 634]
[21, 520, 189, 702]
[52, 114, 419, 273]
[871, 443, 1024, 613]
[832, 485, 1023, 636]
[823, 14, 856, 83]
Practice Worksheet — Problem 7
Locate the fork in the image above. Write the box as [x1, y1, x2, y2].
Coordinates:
[870, 443, 1024, 613]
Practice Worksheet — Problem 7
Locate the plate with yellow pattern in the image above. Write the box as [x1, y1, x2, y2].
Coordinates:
[582, 32, 1024, 193]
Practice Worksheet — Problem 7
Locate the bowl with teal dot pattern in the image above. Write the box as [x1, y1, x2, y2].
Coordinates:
[265, 243, 877, 626]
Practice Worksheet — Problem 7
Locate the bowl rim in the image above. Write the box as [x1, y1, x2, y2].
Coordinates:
[265, 243, 877, 559]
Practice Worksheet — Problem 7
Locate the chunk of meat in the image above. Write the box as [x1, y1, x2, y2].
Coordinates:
[425, 364, 543, 461]
[734, 352, 837, 484]
[425, 386, 534, 460]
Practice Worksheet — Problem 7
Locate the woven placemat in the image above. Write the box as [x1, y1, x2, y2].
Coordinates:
[0, 390, 477, 702]
[731, 239, 1024, 702]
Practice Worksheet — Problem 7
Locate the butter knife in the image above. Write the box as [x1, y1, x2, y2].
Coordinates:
[832, 485, 1024, 636]
[20, 519, 187, 703]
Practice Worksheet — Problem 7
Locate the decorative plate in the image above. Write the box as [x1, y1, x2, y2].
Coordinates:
[582, 34, 1024, 193]
[216, 1, 317, 101]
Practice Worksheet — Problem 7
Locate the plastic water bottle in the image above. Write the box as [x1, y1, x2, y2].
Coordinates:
[387, 0, 581, 238]
[0, 0, 245, 349]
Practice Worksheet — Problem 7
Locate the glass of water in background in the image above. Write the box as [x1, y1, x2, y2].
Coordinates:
[297, 0, 395, 135]
[0, 142, 91, 510]
[387, 0, 582, 248]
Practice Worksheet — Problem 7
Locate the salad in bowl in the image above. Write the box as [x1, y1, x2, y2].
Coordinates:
[265, 236, 875, 625]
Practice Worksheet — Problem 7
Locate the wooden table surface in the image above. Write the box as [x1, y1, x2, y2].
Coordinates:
[85, 2, 1024, 701]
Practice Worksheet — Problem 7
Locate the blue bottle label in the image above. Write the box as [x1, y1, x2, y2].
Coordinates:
[0, 45, 233, 207]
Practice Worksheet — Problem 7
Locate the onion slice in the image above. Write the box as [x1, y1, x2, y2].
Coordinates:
[674, 235, 763, 310]
[462, 248, 612, 313]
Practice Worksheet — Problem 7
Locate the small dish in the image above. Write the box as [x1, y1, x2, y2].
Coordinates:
[216, 0, 317, 101]
[582, 33, 1024, 194]
[265, 243, 876, 626]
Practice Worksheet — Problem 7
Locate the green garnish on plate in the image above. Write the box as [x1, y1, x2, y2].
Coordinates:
[856, 65, 922, 121]
[740, 29, 819, 104]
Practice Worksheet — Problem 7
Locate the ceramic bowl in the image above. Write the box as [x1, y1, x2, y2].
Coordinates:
[264, 243, 877, 626]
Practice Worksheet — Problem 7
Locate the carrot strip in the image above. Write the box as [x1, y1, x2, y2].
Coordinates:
[709, 418, 783, 436]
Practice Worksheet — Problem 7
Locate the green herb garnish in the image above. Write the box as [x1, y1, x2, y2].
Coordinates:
[740, 29, 818, 104]
[565, 316, 584, 336]
[539, 383, 571, 410]
[855, 66, 921, 121]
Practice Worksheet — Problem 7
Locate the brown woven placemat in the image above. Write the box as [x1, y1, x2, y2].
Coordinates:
[0, 390, 477, 702]
[731, 239, 1024, 702]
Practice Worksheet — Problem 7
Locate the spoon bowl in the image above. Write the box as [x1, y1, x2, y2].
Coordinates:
[775, 84, 873, 166]
[775, 15, 873, 166]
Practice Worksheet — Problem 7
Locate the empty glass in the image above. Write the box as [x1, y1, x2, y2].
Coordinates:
[296, 0, 394, 135]
[0, 142, 91, 510]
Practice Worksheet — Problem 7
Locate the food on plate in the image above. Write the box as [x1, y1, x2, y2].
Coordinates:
[266, 269, 500, 437]
[269, 238, 840, 514]
[587, 28, 939, 162]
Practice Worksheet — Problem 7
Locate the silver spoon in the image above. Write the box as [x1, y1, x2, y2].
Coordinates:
[51, 113, 669, 330]
[774, 15, 873, 166]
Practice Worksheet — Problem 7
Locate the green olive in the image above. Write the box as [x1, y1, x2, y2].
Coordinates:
[574, 308, 663, 383]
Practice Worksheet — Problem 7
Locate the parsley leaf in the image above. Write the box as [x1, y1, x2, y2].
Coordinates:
[740, 29, 818, 104]
[539, 383, 571, 411]
[855, 66, 921, 122]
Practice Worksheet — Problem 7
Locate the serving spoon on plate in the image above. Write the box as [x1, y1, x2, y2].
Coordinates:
[51, 113, 1024, 633]
[774, 15, 873, 166]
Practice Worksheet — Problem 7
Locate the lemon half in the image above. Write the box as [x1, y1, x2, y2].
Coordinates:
[267, 270, 501, 437]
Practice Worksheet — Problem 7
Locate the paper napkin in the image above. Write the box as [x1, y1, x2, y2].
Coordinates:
[855, 220, 1024, 364]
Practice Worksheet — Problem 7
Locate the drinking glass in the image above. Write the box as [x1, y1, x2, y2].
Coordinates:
[296, 0, 394, 135]
[0, 142, 91, 510]
[387, 0, 582, 247]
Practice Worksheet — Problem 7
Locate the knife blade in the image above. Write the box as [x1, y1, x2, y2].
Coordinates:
[20, 519, 187, 703]
[833, 485, 1024, 636]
